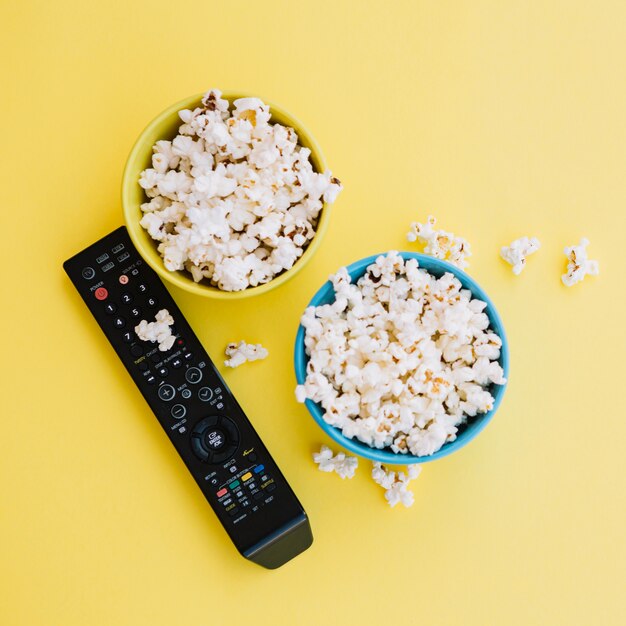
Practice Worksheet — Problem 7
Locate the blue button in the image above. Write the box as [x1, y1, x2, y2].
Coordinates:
[254, 465, 264, 474]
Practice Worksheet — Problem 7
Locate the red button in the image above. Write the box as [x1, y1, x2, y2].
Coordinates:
[95, 287, 108, 300]
[119, 275, 129, 285]
[216, 488, 227, 498]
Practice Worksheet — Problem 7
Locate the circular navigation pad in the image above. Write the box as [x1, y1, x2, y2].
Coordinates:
[191, 416, 239, 464]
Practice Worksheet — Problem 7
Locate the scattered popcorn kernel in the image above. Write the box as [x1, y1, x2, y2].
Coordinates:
[134, 309, 175, 352]
[138, 88, 342, 291]
[224, 340, 268, 368]
[561, 238, 600, 287]
[500, 236, 541, 275]
[372, 462, 422, 508]
[296, 252, 506, 458]
[313, 445, 358, 479]
[407, 215, 471, 269]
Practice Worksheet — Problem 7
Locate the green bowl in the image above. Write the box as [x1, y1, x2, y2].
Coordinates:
[122, 92, 331, 299]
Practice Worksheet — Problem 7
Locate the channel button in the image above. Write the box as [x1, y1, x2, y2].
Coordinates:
[185, 367, 202, 384]
[198, 387, 213, 402]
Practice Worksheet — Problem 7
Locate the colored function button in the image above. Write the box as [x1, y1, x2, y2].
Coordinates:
[253, 465, 264, 474]
[121, 293, 133, 304]
[113, 317, 125, 328]
[104, 303, 117, 314]
[94, 287, 108, 300]
[157, 384, 175, 401]
[119, 275, 129, 285]
[96, 253, 109, 264]
[216, 488, 227, 498]
[102, 262, 115, 272]
[81, 267, 96, 279]
[185, 367, 202, 384]
[229, 480, 240, 489]
[198, 387, 213, 402]
[171, 404, 186, 419]
[241, 472, 252, 482]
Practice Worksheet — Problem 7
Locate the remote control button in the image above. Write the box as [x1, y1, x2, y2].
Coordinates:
[192, 416, 219, 436]
[191, 436, 210, 461]
[183, 351, 193, 361]
[104, 303, 117, 315]
[247, 452, 257, 462]
[122, 331, 133, 343]
[198, 387, 213, 402]
[94, 287, 108, 300]
[265, 483, 276, 492]
[121, 292, 133, 304]
[185, 367, 202, 384]
[130, 307, 141, 318]
[181, 388, 192, 399]
[228, 506, 239, 516]
[241, 472, 253, 482]
[145, 375, 156, 384]
[81, 267, 95, 280]
[130, 344, 143, 357]
[113, 317, 125, 328]
[146, 296, 157, 308]
[176, 338, 185, 347]
[119, 274, 129, 285]
[253, 464, 264, 474]
[112, 243, 124, 254]
[136, 282, 148, 293]
[216, 488, 227, 498]
[253, 491, 264, 500]
[205, 428, 226, 451]
[171, 404, 186, 419]
[96, 253, 109, 264]
[158, 384, 175, 402]
[138, 361, 149, 371]
[157, 366, 169, 377]
[150, 352, 162, 363]
[171, 358, 183, 369]
[229, 479, 240, 489]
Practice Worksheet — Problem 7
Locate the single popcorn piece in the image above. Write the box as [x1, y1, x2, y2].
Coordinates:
[561, 238, 600, 287]
[138, 88, 342, 291]
[296, 252, 507, 458]
[407, 215, 471, 269]
[312, 445, 358, 479]
[500, 236, 541, 275]
[134, 309, 176, 352]
[224, 340, 269, 368]
[372, 462, 422, 508]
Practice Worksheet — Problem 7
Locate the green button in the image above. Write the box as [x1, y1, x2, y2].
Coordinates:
[229, 480, 240, 489]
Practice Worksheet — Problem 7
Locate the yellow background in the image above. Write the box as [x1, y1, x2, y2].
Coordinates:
[2, 1, 625, 624]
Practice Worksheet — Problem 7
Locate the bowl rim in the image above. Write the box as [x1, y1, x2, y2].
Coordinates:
[121, 91, 331, 299]
[294, 251, 510, 464]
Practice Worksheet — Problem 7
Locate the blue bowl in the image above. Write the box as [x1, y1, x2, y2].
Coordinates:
[294, 252, 509, 464]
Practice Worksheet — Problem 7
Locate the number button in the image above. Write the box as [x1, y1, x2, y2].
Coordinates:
[130, 307, 141, 318]
[104, 303, 117, 315]
[146, 297, 157, 308]
[113, 317, 125, 328]
[137, 283, 148, 293]
[122, 331, 133, 343]
[121, 292, 133, 304]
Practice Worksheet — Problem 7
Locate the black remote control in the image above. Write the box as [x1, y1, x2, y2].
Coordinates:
[63, 226, 312, 569]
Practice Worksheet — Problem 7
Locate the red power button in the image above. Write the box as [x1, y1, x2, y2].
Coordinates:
[94, 287, 108, 300]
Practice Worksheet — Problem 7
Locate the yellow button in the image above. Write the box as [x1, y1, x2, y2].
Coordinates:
[241, 472, 252, 482]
